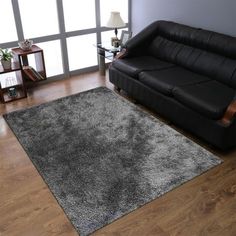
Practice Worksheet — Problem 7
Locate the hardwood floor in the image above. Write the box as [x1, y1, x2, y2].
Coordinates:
[0, 71, 236, 236]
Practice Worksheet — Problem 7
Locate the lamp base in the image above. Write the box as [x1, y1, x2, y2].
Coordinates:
[111, 37, 118, 46]
[111, 37, 119, 47]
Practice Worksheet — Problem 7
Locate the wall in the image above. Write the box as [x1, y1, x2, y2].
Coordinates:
[131, 0, 236, 36]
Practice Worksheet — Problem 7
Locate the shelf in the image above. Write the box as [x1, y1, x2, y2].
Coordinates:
[11, 45, 43, 56]
[23, 66, 46, 82]
[96, 42, 121, 53]
[0, 45, 46, 103]
[0, 75, 22, 89]
[12, 45, 47, 83]
[0, 66, 26, 103]
[0, 62, 21, 74]
[2, 89, 27, 103]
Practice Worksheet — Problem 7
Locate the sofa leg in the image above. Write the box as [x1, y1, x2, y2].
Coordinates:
[114, 86, 121, 92]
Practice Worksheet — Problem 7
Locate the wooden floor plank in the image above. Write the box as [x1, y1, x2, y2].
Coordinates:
[0, 71, 235, 236]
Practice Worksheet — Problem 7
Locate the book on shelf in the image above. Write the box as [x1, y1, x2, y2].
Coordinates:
[4, 77, 18, 88]
[23, 66, 45, 81]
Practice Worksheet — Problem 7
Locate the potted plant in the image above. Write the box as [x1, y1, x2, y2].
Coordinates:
[0, 48, 13, 70]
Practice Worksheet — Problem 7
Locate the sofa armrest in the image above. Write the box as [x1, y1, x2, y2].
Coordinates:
[115, 48, 127, 60]
[123, 21, 161, 57]
[109, 48, 127, 69]
[221, 100, 236, 125]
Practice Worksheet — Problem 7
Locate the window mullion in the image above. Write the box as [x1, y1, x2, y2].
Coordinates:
[11, 0, 24, 41]
[56, 0, 70, 78]
[128, 0, 132, 32]
[95, 0, 102, 44]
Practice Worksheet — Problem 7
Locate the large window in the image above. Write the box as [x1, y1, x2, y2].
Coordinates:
[0, 0, 130, 78]
[37, 41, 64, 77]
[67, 34, 97, 70]
[101, 28, 128, 43]
[63, 0, 96, 32]
[0, 1, 18, 43]
[100, 0, 129, 26]
[18, 0, 59, 38]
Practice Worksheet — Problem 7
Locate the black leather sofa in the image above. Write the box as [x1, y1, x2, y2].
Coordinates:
[109, 20, 236, 150]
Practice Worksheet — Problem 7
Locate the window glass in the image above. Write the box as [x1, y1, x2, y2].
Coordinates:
[101, 28, 128, 43]
[100, 0, 128, 26]
[63, 0, 96, 32]
[0, 1, 18, 43]
[0, 0, 130, 76]
[67, 34, 97, 70]
[36, 41, 63, 77]
[101, 30, 117, 44]
[18, 0, 59, 38]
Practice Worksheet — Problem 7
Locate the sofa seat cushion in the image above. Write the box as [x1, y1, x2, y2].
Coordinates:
[112, 56, 174, 78]
[173, 80, 235, 120]
[139, 67, 211, 96]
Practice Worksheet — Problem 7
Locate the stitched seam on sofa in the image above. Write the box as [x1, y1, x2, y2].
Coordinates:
[155, 37, 205, 69]
[160, 26, 213, 54]
[172, 43, 185, 62]
[229, 64, 236, 87]
[184, 47, 195, 67]
[148, 36, 165, 56]
[191, 49, 203, 68]
[206, 32, 213, 49]
[218, 57, 231, 83]
[158, 37, 168, 57]
[169, 40, 179, 59]
[153, 36, 190, 65]
[172, 79, 213, 90]
[159, 37, 185, 62]
[205, 32, 235, 59]
[138, 64, 177, 75]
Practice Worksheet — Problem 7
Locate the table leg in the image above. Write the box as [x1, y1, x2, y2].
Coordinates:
[98, 48, 106, 76]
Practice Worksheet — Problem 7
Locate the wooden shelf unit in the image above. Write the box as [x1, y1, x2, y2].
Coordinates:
[0, 45, 47, 103]
[12, 45, 47, 83]
[0, 63, 27, 103]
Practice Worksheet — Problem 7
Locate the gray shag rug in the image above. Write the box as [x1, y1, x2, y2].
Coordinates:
[4, 87, 222, 236]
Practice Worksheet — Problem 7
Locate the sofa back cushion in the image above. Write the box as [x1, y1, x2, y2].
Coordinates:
[155, 21, 236, 58]
[148, 21, 236, 88]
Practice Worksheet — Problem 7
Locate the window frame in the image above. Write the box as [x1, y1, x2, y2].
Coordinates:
[0, 0, 131, 80]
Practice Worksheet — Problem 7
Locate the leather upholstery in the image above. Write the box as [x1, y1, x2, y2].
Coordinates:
[148, 36, 236, 88]
[126, 20, 236, 59]
[109, 20, 236, 149]
[139, 67, 211, 96]
[109, 66, 236, 149]
[113, 56, 174, 78]
[173, 80, 235, 119]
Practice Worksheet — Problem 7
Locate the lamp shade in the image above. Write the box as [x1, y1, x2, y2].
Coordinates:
[106, 11, 126, 28]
